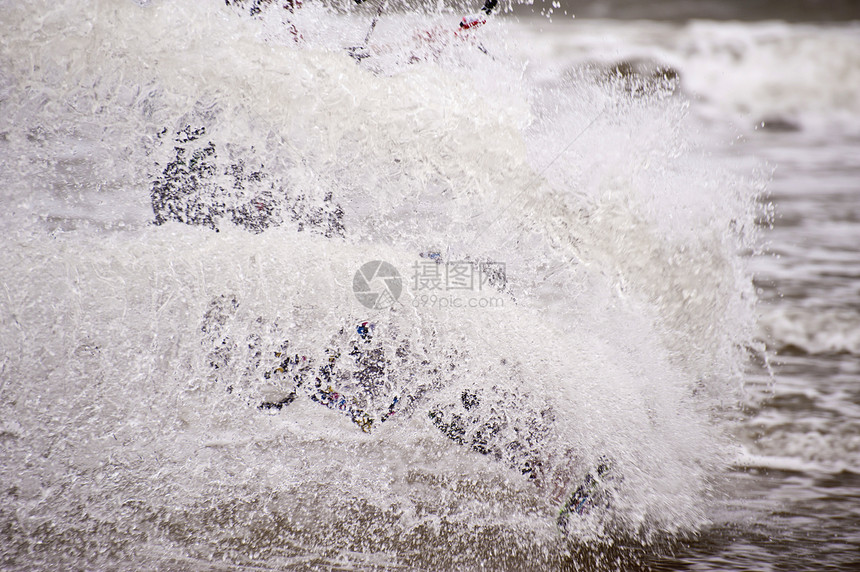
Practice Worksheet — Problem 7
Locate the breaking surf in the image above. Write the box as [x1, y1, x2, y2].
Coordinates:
[0, 1, 766, 568]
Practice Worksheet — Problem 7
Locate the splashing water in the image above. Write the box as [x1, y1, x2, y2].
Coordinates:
[0, 1, 764, 568]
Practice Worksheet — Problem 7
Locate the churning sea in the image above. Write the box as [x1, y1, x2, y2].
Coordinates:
[1, 1, 858, 569]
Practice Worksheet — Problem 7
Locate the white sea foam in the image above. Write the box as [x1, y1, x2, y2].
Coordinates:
[0, 1, 767, 567]
[759, 306, 860, 355]
[519, 19, 860, 133]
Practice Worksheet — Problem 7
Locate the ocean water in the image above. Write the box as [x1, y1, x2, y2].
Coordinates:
[1, 1, 858, 570]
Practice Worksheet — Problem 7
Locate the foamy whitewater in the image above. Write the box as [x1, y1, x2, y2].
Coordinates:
[1, 1, 858, 570]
